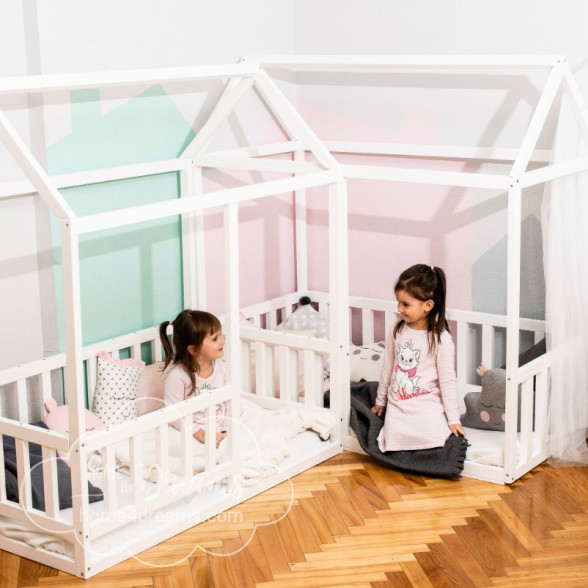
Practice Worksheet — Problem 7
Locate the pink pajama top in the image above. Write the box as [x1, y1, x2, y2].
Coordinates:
[164, 359, 226, 433]
[375, 325, 461, 451]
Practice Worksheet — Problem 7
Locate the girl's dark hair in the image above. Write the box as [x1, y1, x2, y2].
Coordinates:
[158, 309, 222, 395]
[393, 264, 449, 353]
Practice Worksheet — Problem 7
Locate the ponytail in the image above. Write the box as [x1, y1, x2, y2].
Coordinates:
[393, 264, 450, 354]
[158, 320, 174, 371]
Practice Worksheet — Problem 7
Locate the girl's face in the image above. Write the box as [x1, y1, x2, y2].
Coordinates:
[193, 330, 225, 363]
[396, 289, 434, 330]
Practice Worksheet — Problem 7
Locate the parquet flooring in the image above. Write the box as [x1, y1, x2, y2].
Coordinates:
[1, 452, 587, 587]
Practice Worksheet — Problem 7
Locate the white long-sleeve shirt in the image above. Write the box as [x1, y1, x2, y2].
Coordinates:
[164, 360, 226, 433]
[375, 325, 460, 451]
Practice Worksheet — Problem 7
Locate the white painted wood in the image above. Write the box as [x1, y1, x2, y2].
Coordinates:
[224, 200, 241, 478]
[244, 55, 562, 69]
[519, 156, 588, 188]
[253, 70, 339, 170]
[60, 219, 91, 578]
[504, 184, 522, 483]
[202, 140, 301, 160]
[324, 141, 552, 163]
[41, 447, 59, 519]
[196, 152, 321, 175]
[102, 445, 117, 513]
[182, 77, 255, 158]
[182, 415, 194, 478]
[328, 180, 350, 441]
[129, 435, 144, 505]
[294, 149, 309, 292]
[0, 159, 186, 200]
[76, 171, 339, 234]
[0, 109, 74, 218]
[15, 440, 31, 510]
[510, 63, 564, 177]
[519, 379, 534, 462]
[0, 64, 260, 95]
[155, 425, 169, 490]
[362, 308, 375, 343]
[481, 324, 494, 367]
[561, 62, 588, 141]
[341, 163, 510, 189]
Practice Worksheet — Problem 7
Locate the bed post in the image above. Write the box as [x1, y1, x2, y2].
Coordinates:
[328, 178, 350, 446]
[504, 182, 522, 483]
[294, 148, 308, 294]
[224, 201, 241, 485]
[60, 219, 91, 577]
[181, 161, 207, 309]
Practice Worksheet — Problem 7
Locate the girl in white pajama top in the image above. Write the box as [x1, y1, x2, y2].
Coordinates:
[159, 309, 227, 448]
[372, 265, 465, 451]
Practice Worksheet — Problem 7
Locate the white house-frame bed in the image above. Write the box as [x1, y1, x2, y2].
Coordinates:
[222, 54, 588, 484]
[0, 64, 349, 578]
[1, 56, 588, 578]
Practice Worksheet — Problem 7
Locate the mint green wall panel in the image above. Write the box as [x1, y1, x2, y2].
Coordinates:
[48, 86, 195, 347]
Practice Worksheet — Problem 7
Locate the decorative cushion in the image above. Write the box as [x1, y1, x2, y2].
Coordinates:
[349, 342, 385, 383]
[136, 362, 167, 416]
[276, 298, 328, 339]
[461, 339, 545, 431]
[92, 352, 145, 425]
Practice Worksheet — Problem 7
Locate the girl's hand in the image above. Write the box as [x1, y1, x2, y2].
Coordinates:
[193, 429, 227, 447]
[216, 431, 227, 447]
[371, 405, 385, 417]
[449, 423, 466, 437]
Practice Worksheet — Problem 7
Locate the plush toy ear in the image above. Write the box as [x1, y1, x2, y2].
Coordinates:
[44, 397, 58, 413]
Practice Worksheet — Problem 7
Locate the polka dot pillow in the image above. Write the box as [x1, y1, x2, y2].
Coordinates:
[93, 352, 145, 426]
[349, 342, 385, 383]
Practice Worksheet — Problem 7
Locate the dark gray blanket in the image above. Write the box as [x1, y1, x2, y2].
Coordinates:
[327, 381, 469, 479]
[2, 421, 103, 511]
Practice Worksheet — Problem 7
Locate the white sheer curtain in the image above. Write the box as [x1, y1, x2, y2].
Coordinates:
[542, 96, 588, 465]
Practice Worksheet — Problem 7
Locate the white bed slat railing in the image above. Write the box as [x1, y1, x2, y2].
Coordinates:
[15, 440, 32, 510]
[41, 447, 59, 518]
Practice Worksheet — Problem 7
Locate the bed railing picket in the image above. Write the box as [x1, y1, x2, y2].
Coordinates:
[456, 321, 468, 392]
[41, 447, 59, 518]
[181, 415, 193, 479]
[102, 444, 117, 513]
[129, 435, 144, 505]
[278, 345, 297, 403]
[15, 439, 32, 510]
[535, 368, 549, 448]
[0, 436, 6, 502]
[519, 379, 534, 462]
[481, 324, 494, 368]
[362, 308, 375, 343]
[303, 349, 322, 407]
[16, 379, 28, 424]
[203, 406, 216, 473]
[155, 425, 168, 490]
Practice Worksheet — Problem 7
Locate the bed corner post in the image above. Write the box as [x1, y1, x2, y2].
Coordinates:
[224, 201, 241, 489]
[504, 181, 522, 483]
[60, 217, 91, 578]
[328, 178, 350, 447]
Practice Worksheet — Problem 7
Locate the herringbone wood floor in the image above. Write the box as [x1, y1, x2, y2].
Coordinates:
[1, 452, 587, 587]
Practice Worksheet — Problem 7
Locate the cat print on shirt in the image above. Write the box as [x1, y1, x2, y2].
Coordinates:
[391, 340, 421, 397]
